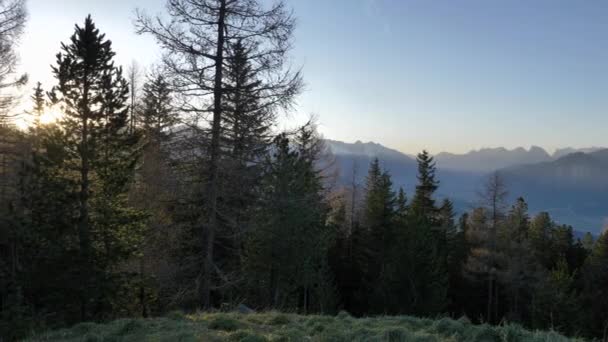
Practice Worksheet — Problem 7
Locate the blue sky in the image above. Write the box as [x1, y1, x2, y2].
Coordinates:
[16, 0, 608, 154]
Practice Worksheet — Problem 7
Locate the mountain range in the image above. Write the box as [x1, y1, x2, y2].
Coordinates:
[324, 140, 608, 234]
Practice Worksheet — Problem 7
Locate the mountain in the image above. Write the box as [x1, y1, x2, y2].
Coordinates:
[552, 147, 606, 159]
[503, 149, 608, 187]
[325, 140, 608, 233]
[434, 146, 552, 172]
[501, 149, 608, 232]
[324, 139, 418, 188]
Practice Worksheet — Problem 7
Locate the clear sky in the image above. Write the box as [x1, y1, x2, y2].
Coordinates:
[15, 0, 608, 154]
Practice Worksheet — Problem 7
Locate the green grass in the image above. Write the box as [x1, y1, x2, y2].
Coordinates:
[25, 312, 584, 341]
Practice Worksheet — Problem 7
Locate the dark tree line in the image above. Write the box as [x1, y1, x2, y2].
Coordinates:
[1, 0, 608, 341]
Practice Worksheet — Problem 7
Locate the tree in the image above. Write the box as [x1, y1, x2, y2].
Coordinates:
[0, 0, 27, 124]
[244, 124, 333, 312]
[497, 197, 540, 322]
[532, 258, 581, 336]
[582, 230, 608, 338]
[127, 61, 143, 133]
[361, 158, 396, 312]
[582, 232, 594, 251]
[410, 150, 439, 224]
[383, 154, 448, 316]
[395, 187, 408, 220]
[140, 72, 175, 143]
[136, 0, 303, 308]
[478, 171, 508, 323]
[529, 212, 553, 268]
[49, 15, 143, 320]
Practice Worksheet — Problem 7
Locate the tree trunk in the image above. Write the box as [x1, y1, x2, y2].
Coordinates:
[487, 277, 493, 323]
[78, 78, 92, 321]
[201, 0, 227, 309]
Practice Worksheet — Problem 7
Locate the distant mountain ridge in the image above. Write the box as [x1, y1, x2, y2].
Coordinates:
[324, 139, 608, 233]
[435, 146, 552, 172]
[552, 147, 606, 159]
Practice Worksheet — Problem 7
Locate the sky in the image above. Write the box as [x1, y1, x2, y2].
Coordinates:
[13, 0, 608, 154]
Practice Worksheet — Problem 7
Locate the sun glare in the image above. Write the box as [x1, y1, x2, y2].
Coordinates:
[40, 110, 62, 124]
[13, 110, 62, 130]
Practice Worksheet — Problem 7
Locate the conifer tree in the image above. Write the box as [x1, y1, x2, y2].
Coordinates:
[498, 197, 539, 322]
[136, 0, 303, 308]
[383, 154, 448, 316]
[395, 187, 408, 220]
[532, 258, 581, 336]
[140, 73, 175, 143]
[582, 232, 594, 251]
[582, 230, 608, 337]
[529, 212, 553, 268]
[410, 150, 439, 224]
[29, 82, 45, 128]
[49, 15, 144, 320]
[245, 124, 332, 312]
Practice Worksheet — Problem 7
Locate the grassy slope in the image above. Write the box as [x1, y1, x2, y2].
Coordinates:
[26, 312, 583, 342]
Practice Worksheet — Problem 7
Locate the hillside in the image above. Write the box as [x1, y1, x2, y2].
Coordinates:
[501, 149, 608, 231]
[25, 312, 582, 342]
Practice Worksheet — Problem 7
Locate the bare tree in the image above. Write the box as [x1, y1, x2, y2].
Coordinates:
[477, 171, 508, 323]
[0, 0, 26, 124]
[136, 0, 302, 308]
[127, 60, 143, 133]
[0, 0, 26, 212]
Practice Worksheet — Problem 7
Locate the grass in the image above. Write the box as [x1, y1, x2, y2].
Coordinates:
[25, 311, 584, 341]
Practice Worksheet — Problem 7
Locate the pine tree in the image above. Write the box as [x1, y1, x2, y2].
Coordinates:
[140, 73, 174, 143]
[410, 150, 439, 224]
[582, 230, 608, 337]
[582, 232, 594, 251]
[532, 258, 581, 336]
[245, 124, 333, 312]
[29, 82, 45, 130]
[384, 156, 448, 316]
[497, 197, 540, 322]
[49, 15, 144, 320]
[529, 212, 553, 268]
[395, 187, 408, 220]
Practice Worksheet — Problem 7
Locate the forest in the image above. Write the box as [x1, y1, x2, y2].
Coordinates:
[1, 0, 607, 341]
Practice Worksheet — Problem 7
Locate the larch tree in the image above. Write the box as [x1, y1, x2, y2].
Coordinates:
[477, 171, 508, 323]
[136, 0, 303, 308]
[127, 60, 143, 134]
[0, 0, 27, 124]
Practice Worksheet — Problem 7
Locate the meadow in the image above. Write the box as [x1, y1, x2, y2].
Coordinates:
[26, 311, 583, 342]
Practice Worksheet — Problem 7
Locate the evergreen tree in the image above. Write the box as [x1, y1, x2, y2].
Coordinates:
[582, 230, 608, 337]
[395, 187, 408, 220]
[529, 212, 553, 268]
[361, 159, 396, 312]
[410, 150, 439, 224]
[140, 73, 175, 143]
[497, 197, 539, 322]
[244, 124, 333, 312]
[28, 82, 45, 130]
[385, 154, 448, 316]
[532, 258, 581, 336]
[49, 15, 144, 320]
[582, 232, 594, 251]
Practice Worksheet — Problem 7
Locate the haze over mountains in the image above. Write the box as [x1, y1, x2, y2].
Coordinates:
[324, 139, 608, 234]
[435, 146, 606, 172]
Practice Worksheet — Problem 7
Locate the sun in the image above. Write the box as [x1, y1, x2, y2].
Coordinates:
[13, 109, 63, 130]
[39, 110, 62, 124]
